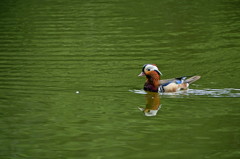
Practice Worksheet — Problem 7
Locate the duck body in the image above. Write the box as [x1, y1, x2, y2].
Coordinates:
[139, 64, 201, 93]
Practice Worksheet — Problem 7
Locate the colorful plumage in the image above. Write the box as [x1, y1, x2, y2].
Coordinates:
[138, 64, 201, 93]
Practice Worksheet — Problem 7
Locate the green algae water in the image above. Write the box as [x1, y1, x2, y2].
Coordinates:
[0, 0, 239, 159]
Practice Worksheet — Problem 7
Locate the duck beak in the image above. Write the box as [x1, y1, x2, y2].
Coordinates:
[138, 72, 145, 76]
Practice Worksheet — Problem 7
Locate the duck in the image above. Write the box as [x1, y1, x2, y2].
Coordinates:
[138, 64, 201, 92]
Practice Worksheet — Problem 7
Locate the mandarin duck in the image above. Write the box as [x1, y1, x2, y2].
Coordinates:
[138, 64, 201, 93]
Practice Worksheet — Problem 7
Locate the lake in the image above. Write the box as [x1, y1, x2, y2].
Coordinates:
[0, 0, 239, 159]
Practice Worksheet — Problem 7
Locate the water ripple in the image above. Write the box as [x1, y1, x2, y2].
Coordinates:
[130, 88, 240, 98]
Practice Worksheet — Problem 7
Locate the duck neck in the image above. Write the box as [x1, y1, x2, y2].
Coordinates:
[146, 71, 160, 88]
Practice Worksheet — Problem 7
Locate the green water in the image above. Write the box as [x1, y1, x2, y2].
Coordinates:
[0, 0, 240, 158]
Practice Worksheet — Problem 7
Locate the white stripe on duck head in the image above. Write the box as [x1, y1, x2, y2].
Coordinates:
[138, 64, 163, 76]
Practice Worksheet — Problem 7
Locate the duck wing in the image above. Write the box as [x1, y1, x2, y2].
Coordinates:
[159, 78, 176, 85]
[160, 76, 201, 85]
[184, 76, 201, 84]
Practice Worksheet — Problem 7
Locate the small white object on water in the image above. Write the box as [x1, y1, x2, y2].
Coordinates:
[76, 91, 79, 94]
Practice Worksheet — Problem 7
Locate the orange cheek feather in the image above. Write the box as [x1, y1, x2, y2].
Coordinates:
[146, 71, 160, 87]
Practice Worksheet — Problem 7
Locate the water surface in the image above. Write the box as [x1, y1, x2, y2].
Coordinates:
[0, 0, 239, 159]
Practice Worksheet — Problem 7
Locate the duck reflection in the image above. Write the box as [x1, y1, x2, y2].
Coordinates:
[138, 92, 162, 116]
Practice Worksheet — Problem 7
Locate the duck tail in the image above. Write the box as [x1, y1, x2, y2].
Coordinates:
[184, 76, 201, 84]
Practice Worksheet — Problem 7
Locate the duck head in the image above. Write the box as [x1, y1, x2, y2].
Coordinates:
[138, 64, 162, 77]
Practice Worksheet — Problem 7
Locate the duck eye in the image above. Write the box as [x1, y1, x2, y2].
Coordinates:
[147, 69, 151, 71]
